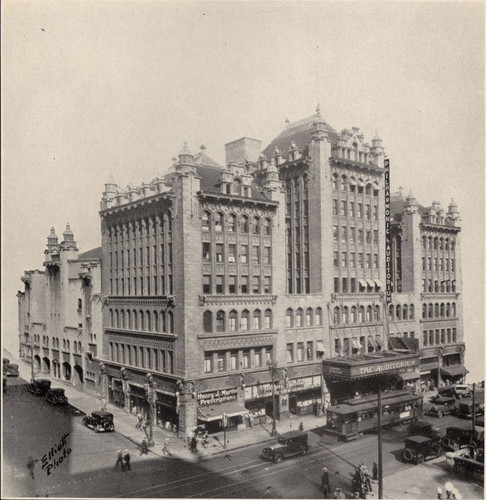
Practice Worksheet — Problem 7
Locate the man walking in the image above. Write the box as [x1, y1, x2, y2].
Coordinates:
[140, 438, 148, 455]
[123, 449, 131, 471]
[162, 437, 172, 456]
[136, 412, 143, 430]
[321, 466, 331, 498]
[27, 456, 37, 480]
[372, 462, 378, 482]
[114, 449, 125, 471]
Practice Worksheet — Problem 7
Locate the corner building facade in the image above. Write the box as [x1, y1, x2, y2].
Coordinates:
[99, 109, 392, 438]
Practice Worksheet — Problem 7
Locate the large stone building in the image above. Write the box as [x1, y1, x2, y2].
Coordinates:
[17, 226, 103, 394]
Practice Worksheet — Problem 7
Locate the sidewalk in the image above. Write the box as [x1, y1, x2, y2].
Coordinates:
[6, 349, 327, 462]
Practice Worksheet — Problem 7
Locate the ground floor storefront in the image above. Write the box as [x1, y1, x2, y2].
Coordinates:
[419, 344, 467, 389]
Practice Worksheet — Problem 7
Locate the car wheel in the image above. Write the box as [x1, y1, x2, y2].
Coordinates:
[58, 397, 66, 404]
[274, 454, 283, 463]
[103, 421, 111, 431]
[403, 449, 414, 463]
[416, 453, 425, 464]
[82, 417, 88, 426]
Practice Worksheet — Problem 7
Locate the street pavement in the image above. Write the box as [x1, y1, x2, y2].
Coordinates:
[2, 349, 484, 499]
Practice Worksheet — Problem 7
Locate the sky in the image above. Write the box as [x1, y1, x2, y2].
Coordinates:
[2, 1, 484, 381]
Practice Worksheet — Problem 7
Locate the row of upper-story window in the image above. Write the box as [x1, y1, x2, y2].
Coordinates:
[109, 308, 174, 334]
[110, 274, 173, 296]
[40, 335, 83, 353]
[203, 242, 272, 265]
[204, 346, 273, 373]
[423, 328, 457, 346]
[388, 304, 415, 321]
[333, 200, 379, 220]
[202, 212, 272, 235]
[334, 252, 379, 269]
[286, 341, 321, 363]
[422, 257, 455, 272]
[333, 277, 382, 294]
[202, 274, 272, 295]
[333, 226, 379, 246]
[422, 279, 456, 293]
[285, 307, 323, 328]
[332, 305, 381, 325]
[106, 214, 173, 245]
[203, 309, 273, 333]
[422, 302, 457, 319]
[110, 243, 173, 272]
[331, 175, 380, 195]
[108, 342, 174, 374]
[421, 236, 456, 252]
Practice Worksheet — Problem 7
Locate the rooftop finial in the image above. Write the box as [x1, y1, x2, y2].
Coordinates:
[200, 144, 206, 151]
[316, 103, 321, 118]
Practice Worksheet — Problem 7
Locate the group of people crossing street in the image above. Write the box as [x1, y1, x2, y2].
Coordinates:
[114, 449, 131, 471]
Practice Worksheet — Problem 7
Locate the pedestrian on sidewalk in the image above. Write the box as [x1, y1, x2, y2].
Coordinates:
[140, 438, 148, 455]
[123, 449, 131, 471]
[136, 412, 143, 430]
[362, 465, 372, 492]
[114, 449, 125, 471]
[201, 430, 209, 448]
[321, 467, 331, 498]
[162, 437, 172, 456]
[190, 436, 198, 454]
[27, 456, 37, 480]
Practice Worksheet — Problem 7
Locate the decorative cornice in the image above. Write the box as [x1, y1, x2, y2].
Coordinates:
[198, 192, 278, 208]
[331, 156, 384, 175]
[105, 329, 175, 349]
[420, 223, 460, 234]
[198, 330, 278, 340]
[105, 296, 175, 308]
[199, 295, 278, 306]
[203, 334, 275, 350]
[331, 293, 384, 304]
[100, 192, 174, 217]
[420, 293, 460, 301]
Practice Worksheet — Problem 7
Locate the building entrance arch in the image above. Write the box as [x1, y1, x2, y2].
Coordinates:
[33, 354, 41, 373]
[62, 361, 71, 381]
[42, 357, 51, 374]
[52, 360, 61, 378]
[73, 363, 84, 386]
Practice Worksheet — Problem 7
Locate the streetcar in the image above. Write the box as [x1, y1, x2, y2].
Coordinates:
[3, 363, 19, 377]
[324, 390, 424, 441]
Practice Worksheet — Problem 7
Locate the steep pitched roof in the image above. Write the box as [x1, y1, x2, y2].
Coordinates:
[193, 150, 223, 169]
[78, 246, 102, 261]
[262, 114, 337, 159]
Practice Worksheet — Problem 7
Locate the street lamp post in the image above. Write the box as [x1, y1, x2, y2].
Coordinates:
[436, 347, 444, 390]
[30, 338, 35, 381]
[267, 360, 280, 437]
[144, 373, 156, 447]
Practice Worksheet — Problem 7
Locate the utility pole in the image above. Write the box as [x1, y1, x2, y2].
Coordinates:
[267, 359, 279, 437]
[144, 373, 156, 447]
[30, 338, 35, 381]
[378, 390, 383, 499]
[223, 413, 227, 448]
[472, 383, 476, 432]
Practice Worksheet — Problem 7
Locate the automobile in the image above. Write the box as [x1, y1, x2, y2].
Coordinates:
[438, 385, 471, 399]
[261, 430, 309, 463]
[3, 363, 19, 377]
[82, 411, 115, 433]
[28, 379, 51, 396]
[45, 388, 68, 405]
[408, 421, 440, 438]
[441, 427, 479, 451]
[425, 396, 456, 418]
[3, 358, 10, 364]
[402, 435, 445, 464]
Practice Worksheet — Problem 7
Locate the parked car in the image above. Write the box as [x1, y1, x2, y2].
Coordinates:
[82, 411, 115, 433]
[46, 388, 68, 405]
[408, 421, 440, 438]
[262, 430, 309, 463]
[3, 358, 10, 364]
[3, 363, 19, 377]
[441, 427, 479, 451]
[402, 436, 444, 464]
[28, 379, 51, 396]
[425, 396, 456, 418]
[438, 385, 471, 399]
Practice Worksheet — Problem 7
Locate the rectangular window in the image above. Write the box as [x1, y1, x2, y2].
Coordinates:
[373, 230, 378, 245]
[216, 275, 224, 294]
[203, 275, 211, 294]
[216, 244, 224, 263]
[306, 341, 313, 361]
[351, 277, 356, 292]
[263, 247, 271, 265]
[342, 277, 348, 292]
[229, 276, 236, 294]
[434, 258, 438, 271]
[373, 254, 379, 268]
[446, 259, 449, 271]
[333, 199, 338, 215]
[452, 328, 457, 342]
[358, 230, 363, 244]
[366, 204, 371, 220]
[333, 225, 338, 242]
[334, 251, 339, 268]
[423, 330, 428, 346]
[341, 227, 346, 243]
[373, 205, 378, 221]
[366, 253, 371, 269]
[242, 351, 249, 368]
[228, 244, 236, 263]
[203, 242, 211, 262]
[230, 353, 237, 370]
[349, 227, 355, 243]
[428, 258, 432, 271]
[439, 259, 443, 271]
[252, 276, 260, 294]
[366, 231, 371, 244]
[264, 276, 271, 294]
[341, 252, 347, 267]
[334, 277, 340, 292]
[252, 246, 260, 264]
[241, 276, 249, 294]
[451, 259, 455, 272]
[350, 202, 355, 217]
[358, 203, 363, 218]
[286, 343, 294, 363]
[422, 257, 426, 271]
[340, 200, 347, 216]
[441, 329, 445, 344]
[254, 349, 262, 367]
[204, 356, 212, 373]
[297, 342, 304, 362]
[358, 253, 363, 269]
[240, 245, 248, 263]
[217, 355, 225, 372]
[350, 252, 355, 268]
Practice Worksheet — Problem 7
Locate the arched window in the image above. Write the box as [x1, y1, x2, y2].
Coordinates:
[133, 309, 138, 330]
[140, 310, 145, 330]
[440, 303, 445, 317]
[315, 307, 322, 326]
[445, 238, 449, 250]
[359, 306, 365, 323]
[396, 304, 401, 320]
[78, 298, 82, 310]
[264, 218, 272, 235]
[120, 310, 125, 328]
[160, 311, 166, 332]
[451, 280, 456, 292]
[341, 175, 347, 190]
[153, 311, 159, 332]
[439, 238, 444, 250]
[451, 241, 455, 252]
[286, 308, 293, 328]
[433, 237, 438, 249]
[351, 306, 357, 324]
[240, 215, 249, 233]
[342, 306, 349, 324]
[422, 237, 426, 249]
[428, 237, 432, 249]
[446, 303, 450, 317]
[241, 309, 249, 330]
[422, 304, 427, 319]
[167, 310, 174, 333]
[233, 178, 242, 195]
[252, 216, 260, 234]
[333, 307, 340, 325]
[452, 303, 456, 317]
[115, 309, 120, 328]
[428, 304, 433, 318]
[216, 310, 225, 332]
[374, 305, 380, 322]
[203, 311, 213, 332]
[434, 303, 439, 318]
[389, 304, 394, 321]
[365, 183, 372, 195]
[295, 308, 303, 327]
[264, 309, 272, 329]
[202, 210, 211, 231]
[403, 304, 408, 320]
[214, 212, 224, 232]
[332, 174, 338, 190]
[409, 304, 415, 320]
[305, 308, 313, 326]
[228, 214, 236, 232]
[127, 310, 132, 329]
[110, 309, 114, 327]
[146, 311, 151, 331]
[366, 305, 373, 322]
[434, 281, 439, 292]
[229, 310, 238, 331]
[253, 309, 261, 330]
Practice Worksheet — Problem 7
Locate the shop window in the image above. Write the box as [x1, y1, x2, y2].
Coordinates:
[216, 311, 225, 332]
[241, 310, 249, 331]
[286, 344, 294, 363]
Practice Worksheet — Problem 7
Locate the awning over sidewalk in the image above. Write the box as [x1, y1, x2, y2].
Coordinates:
[197, 401, 248, 422]
[441, 365, 469, 378]
[398, 371, 420, 381]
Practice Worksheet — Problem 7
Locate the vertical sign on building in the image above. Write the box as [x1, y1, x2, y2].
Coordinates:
[384, 159, 392, 304]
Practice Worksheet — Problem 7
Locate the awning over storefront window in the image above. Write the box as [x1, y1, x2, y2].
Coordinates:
[441, 365, 469, 378]
[374, 279, 383, 289]
[197, 401, 248, 422]
[366, 279, 375, 288]
[352, 339, 361, 349]
[358, 279, 368, 288]
[316, 341, 326, 354]
[398, 371, 420, 381]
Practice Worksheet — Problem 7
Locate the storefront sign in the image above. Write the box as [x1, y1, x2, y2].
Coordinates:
[384, 158, 392, 304]
[356, 358, 417, 376]
[197, 388, 238, 406]
[248, 376, 321, 399]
